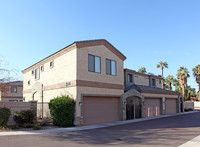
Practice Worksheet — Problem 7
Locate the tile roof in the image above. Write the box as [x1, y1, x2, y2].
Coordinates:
[125, 84, 179, 95]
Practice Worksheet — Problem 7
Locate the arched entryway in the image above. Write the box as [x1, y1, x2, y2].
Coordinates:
[126, 96, 142, 120]
[120, 89, 144, 120]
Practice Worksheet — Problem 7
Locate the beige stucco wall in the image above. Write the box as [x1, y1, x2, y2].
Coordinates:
[134, 74, 149, 86]
[155, 79, 162, 88]
[23, 49, 77, 102]
[77, 45, 124, 85]
[75, 45, 124, 125]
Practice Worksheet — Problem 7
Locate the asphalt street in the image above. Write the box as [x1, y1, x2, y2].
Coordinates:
[1, 112, 200, 147]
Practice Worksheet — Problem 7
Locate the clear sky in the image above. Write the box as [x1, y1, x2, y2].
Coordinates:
[0, 0, 200, 91]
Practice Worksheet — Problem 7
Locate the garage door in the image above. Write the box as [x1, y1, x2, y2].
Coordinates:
[83, 96, 120, 125]
[144, 98, 161, 117]
[166, 98, 177, 114]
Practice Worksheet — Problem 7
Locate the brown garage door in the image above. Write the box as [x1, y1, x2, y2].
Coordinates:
[144, 98, 161, 117]
[83, 96, 120, 125]
[166, 98, 177, 114]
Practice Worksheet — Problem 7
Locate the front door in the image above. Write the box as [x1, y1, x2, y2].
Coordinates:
[126, 97, 141, 120]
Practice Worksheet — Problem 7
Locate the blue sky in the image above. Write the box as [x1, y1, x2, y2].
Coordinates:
[0, 0, 200, 91]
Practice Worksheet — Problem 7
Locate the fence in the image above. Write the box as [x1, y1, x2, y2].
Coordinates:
[0, 101, 37, 126]
[184, 101, 200, 110]
[37, 102, 51, 119]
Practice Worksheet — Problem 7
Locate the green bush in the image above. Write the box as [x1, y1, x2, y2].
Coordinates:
[0, 107, 11, 128]
[13, 110, 34, 125]
[32, 124, 41, 130]
[184, 108, 194, 112]
[49, 95, 75, 127]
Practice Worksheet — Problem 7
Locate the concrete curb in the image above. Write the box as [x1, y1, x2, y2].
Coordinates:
[0, 111, 198, 136]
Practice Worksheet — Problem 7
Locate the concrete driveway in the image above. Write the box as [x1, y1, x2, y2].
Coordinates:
[1, 112, 200, 147]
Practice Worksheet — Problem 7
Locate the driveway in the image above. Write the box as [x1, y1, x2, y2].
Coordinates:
[1, 112, 200, 147]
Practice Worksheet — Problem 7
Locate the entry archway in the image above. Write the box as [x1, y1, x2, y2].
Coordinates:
[120, 89, 144, 120]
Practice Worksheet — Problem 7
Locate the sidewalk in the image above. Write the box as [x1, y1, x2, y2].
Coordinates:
[0, 111, 198, 136]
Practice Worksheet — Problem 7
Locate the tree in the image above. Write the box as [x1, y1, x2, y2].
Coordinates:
[192, 64, 200, 92]
[185, 85, 196, 101]
[157, 61, 168, 89]
[0, 59, 17, 97]
[177, 67, 190, 97]
[165, 75, 174, 91]
[138, 66, 147, 74]
[172, 78, 181, 92]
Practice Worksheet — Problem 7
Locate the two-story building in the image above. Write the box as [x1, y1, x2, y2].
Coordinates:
[22, 39, 126, 125]
[22, 39, 184, 125]
[0, 81, 23, 102]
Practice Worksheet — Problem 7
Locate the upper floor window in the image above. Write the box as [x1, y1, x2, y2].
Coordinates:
[35, 68, 40, 80]
[88, 54, 101, 73]
[127, 74, 133, 83]
[31, 70, 34, 76]
[106, 59, 116, 76]
[50, 61, 54, 68]
[11, 87, 17, 93]
[152, 79, 156, 86]
[28, 80, 30, 86]
[41, 65, 44, 72]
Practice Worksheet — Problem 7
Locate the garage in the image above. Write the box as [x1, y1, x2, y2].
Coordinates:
[166, 98, 177, 114]
[144, 98, 161, 117]
[83, 96, 120, 125]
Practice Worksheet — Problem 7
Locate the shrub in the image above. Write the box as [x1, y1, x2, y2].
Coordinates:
[184, 108, 194, 112]
[49, 95, 75, 127]
[0, 107, 11, 128]
[32, 124, 40, 130]
[23, 123, 33, 128]
[13, 110, 34, 126]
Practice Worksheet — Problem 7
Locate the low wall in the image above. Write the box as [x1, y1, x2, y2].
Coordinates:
[184, 101, 200, 110]
[37, 102, 51, 119]
[194, 102, 200, 109]
[184, 102, 194, 110]
[0, 101, 37, 126]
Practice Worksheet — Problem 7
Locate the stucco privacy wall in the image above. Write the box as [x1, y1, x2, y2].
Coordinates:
[0, 102, 36, 125]
[23, 48, 77, 101]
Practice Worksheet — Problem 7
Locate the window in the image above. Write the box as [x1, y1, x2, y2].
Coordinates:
[50, 61, 54, 68]
[31, 70, 34, 75]
[127, 74, 133, 83]
[88, 54, 101, 73]
[35, 68, 40, 80]
[159, 80, 161, 84]
[41, 65, 44, 72]
[106, 59, 116, 76]
[11, 87, 17, 93]
[152, 79, 156, 86]
[28, 80, 30, 86]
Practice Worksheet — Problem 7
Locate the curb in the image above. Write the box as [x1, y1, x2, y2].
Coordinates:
[0, 111, 198, 136]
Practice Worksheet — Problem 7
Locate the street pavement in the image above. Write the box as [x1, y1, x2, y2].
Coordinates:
[1, 111, 200, 147]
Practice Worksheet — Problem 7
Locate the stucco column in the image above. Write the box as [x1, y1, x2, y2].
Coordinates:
[162, 97, 165, 114]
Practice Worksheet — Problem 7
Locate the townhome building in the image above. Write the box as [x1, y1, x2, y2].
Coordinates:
[22, 39, 184, 125]
[123, 69, 184, 120]
[0, 81, 23, 102]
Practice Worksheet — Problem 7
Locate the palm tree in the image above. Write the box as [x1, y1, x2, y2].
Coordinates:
[172, 78, 181, 92]
[165, 75, 174, 90]
[138, 66, 147, 74]
[192, 64, 200, 92]
[177, 67, 190, 97]
[157, 61, 168, 89]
